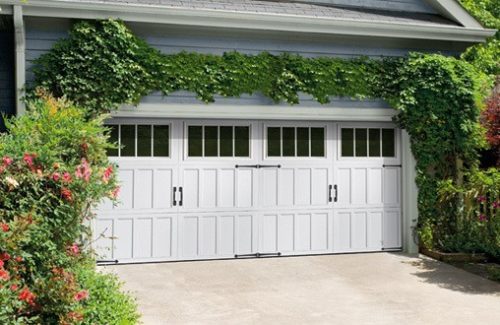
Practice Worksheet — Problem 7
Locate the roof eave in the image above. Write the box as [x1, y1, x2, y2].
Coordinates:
[0, 1, 496, 43]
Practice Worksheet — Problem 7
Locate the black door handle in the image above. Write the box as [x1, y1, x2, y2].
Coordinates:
[329, 185, 333, 202]
[235, 164, 259, 168]
[334, 185, 338, 203]
[173, 187, 177, 206]
[179, 187, 183, 206]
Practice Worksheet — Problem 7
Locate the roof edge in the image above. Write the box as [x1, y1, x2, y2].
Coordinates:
[0, 1, 495, 42]
[423, 0, 484, 28]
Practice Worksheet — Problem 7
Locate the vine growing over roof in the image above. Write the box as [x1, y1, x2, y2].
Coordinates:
[31, 19, 493, 253]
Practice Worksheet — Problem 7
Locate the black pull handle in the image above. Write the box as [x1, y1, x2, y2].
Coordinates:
[179, 187, 183, 206]
[334, 185, 338, 203]
[173, 187, 177, 206]
[329, 185, 333, 202]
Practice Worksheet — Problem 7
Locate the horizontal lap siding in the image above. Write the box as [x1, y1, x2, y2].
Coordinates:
[25, 17, 457, 109]
[0, 31, 15, 132]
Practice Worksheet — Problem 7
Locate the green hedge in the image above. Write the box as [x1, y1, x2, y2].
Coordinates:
[0, 92, 139, 324]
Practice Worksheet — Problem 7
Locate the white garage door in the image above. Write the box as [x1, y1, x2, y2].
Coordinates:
[94, 120, 401, 263]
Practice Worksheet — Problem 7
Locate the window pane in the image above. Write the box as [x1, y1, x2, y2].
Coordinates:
[120, 125, 135, 157]
[355, 128, 367, 157]
[297, 127, 310, 157]
[369, 128, 381, 157]
[153, 125, 169, 157]
[220, 126, 233, 157]
[204, 126, 218, 157]
[137, 125, 152, 157]
[235, 126, 250, 157]
[311, 128, 325, 157]
[382, 128, 395, 157]
[341, 128, 354, 157]
[107, 125, 119, 156]
[267, 127, 281, 157]
[282, 127, 295, 157]
[188, 126, 203, 157]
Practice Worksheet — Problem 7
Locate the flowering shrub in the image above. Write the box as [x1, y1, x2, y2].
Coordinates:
[436, 169, 500, 259]
[0, 92, 139, 324]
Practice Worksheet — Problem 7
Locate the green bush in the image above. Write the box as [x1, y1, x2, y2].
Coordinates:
[437, 169, 500, 259]
[0, 91, 139, 324]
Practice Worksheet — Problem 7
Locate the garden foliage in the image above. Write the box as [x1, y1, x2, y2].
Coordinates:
[0, 91, 139, 324]
[30, 20, 497, 257]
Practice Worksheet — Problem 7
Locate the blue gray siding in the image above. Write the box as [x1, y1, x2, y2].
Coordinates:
[25, 17, 463, 110]
[0, 27, 15, 132]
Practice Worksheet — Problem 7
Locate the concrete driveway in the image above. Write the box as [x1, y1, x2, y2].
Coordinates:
[104, 253, 500, 324]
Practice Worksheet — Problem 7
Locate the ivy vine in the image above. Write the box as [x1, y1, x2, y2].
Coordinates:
[31, 19, 493, 250]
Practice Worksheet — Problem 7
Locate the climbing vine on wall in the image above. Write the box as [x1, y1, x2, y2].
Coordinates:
[31, 19, 493, 251]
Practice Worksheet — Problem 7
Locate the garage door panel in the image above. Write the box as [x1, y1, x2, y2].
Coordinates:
[114, 218, 134, 259]
[94, 219, 113, 260]
[367, 168, 383, 204]
[201, 169, 218, 208]
[116, 169, 134, 210]
[236, 169, 255, 208]
[278, 169, 294, 206]
[295, 169, 311, 205]
[384, 168, 400, 206]
[333, 210, 383, 253]
[262, 169, 278, 207]
[262, 214, 278, 252]
[352, 168, 367, 205]
[236, 215, 256, 255]
[277, 214, 294, 252]
[383, 209, 401, 249]
[336, 168, 351, 205]
[182, 169, 200, 208]
[134, 170, 154, 209]
[153, 169, 174, 209]
[312, 168, 329, 205]
[219, 169, 235, 207]
[133, 218, 153, 258]
[153, 217, 174, 258]
[219, 216, 235, 255]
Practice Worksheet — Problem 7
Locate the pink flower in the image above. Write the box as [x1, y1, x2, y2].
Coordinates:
[75, 158, 92, 182]
[0, 260, 3, 268]
[61, 188, 73, 201]
[68, 243, 80, 256]
[15, 256, 23, 263]
[493, 201, 500, 209]
[10, 284, 18, 291]
[0, 252, 10, 261]
[0, 268, 9, 281]
[478, 214, 488, 222]
[2, 156, 13, 167]
[23, 153, 36, 167]
[1, 223, 9, 232]
[62, 172, 72, 183]
[18, 287, 36, 306]
[102, 165, 113, 184]
[110, 186, 120, 199]
[52, 172, 61, 182]
[476, 196, 487, 203]
[74, 290, 89, 301]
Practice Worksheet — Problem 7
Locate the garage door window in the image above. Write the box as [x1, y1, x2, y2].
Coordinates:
[267, 127, 325, 157]
[188, 125, 250, 158]
[341, 128, 395, 158]
[107, 124, 170, 157]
